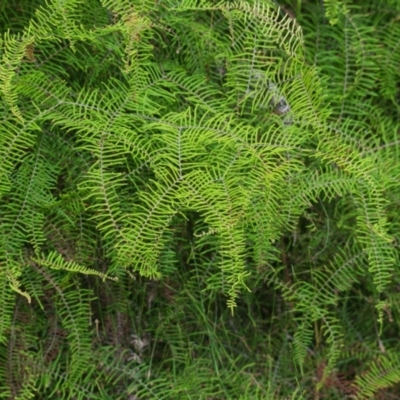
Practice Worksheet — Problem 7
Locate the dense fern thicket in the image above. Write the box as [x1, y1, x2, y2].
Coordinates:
[0, 0, 399, 398]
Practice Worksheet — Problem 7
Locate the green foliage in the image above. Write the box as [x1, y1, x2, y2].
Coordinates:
[0, 0, 399, 398]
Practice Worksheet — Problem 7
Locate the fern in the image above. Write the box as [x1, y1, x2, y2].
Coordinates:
[0, 0, 400, 398]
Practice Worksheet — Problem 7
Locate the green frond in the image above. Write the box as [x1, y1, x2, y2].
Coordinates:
[356, 352, 400, 399]
[34, 251, 118, 281]
[1, 0, 400, 397]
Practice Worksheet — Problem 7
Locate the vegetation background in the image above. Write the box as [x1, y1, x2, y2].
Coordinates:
[0, 0, 399, 398]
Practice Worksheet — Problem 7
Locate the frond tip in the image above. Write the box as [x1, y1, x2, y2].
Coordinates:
[34, 251, 118, 282]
